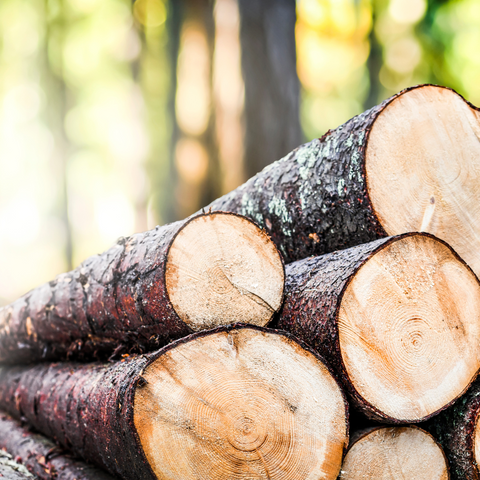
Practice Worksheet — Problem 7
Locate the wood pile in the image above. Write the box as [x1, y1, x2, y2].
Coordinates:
[0, 83, 479, 479]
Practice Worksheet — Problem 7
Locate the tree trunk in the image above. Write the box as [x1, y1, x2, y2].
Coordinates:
[237, 0, 302, 178]
[275, 232, 480, 423]
[206, 85, 480, 277]
[0, 212, 284, 364]
[0, 413, 115, 480]
[0, 452, 34, 480]
[0, 325, 348, 480]
[339, 426, 449, 479]
[424, 378, 480, 480]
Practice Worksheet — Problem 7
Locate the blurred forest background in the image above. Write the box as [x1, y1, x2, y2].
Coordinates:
[0, 0, 478, 305]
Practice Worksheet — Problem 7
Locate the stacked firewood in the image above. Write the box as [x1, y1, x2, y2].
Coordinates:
[0, 84, 480, 479]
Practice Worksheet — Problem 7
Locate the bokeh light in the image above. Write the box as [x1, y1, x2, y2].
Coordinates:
[0, 0, 478, 305]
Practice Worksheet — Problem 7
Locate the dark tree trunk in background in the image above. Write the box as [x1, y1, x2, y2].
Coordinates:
[171, 0, 220, 220]
[237, 0, 302, 178]
[364, 7, 383, 110]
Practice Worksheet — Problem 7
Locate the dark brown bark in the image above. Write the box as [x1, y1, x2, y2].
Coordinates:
[423, 377, 480, 480]
[0, 211, 282, 365]
[205, 84, 463, 263]
[0, 325, 345, 480]
[237, 0, 302, 179]
[0, 452, 33, 479]
[0, 216, 191, 364]
[0, 342, 160, 479]
[273, 232, 478, 423]
[0, 413, 115, 480]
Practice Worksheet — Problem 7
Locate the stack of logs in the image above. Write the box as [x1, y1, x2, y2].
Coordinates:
[0, 84, 480, 479]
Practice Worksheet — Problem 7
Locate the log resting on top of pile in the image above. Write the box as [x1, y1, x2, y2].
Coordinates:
[424, 377, 480, 480]
[0, 413, 115, 480]
[206, 84, 480, 274]
[275, 232, 480, 423]
[0, 325, 349, 480]
[0, 212, 284, 364]
[339, 426, 449, 479]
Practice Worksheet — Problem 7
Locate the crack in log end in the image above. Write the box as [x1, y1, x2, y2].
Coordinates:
[165, 213, 284, 332]
[255, 448, 271, 480]
[366, 86, 480, 280]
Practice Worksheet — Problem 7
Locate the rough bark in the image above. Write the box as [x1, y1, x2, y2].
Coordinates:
[0, 218, 188, 365]
[0, 413, 115, 480]
[237, 0, 302, 178]
[0, 212, 283, 364]
[0, 325, 348, 480]
[0, 451, 34, 479]
[205, 84, 479, 265]
[274, 232, 480, 423]
[424, 377, 480, 480]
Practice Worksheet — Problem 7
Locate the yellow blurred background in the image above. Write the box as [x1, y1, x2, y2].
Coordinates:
[0, 0, 478, 305]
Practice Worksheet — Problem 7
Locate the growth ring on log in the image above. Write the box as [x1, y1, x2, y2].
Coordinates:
[340, 426, 449, 479]
[338, 234, 480, 421]
[166, 212, 284, 330]
[367, 85, 480, 276]
[134, 327, 348, 480]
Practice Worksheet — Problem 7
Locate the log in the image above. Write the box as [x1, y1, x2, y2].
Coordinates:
[424, 377, 480, 480]
[0, 451, 34, 480]
[0, 325, 349, 480]
[0, 413, 115, 480]
[339, 426, 449, 479]
[0, 212, 284, 364]
[275, 232, 480, 423]
[206, 85, 480, 276]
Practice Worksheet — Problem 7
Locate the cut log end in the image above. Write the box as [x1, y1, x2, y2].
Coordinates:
[366, 85, 480, 277]
[338, 233, 480, 421]
[134, 328, 348, 480]
[340, 426, 449, 479]
[166, 212, 284, 331]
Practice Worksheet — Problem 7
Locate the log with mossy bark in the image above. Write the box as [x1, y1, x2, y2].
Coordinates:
[0, 325, 349, 480]
[0, 212, 284, 364]
[206, 84, 480, 277]
[424, 377, 480, 480]
[0, 451, 34, 480]
[0, 413, 115, 480]
[274, 232, 480, 423]
[339, 426, 449, 479]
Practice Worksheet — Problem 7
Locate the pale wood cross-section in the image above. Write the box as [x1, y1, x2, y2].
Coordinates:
[339, 426, 449, 479]
[338, 234, 480, 421]
[166, 212, 285, 330]
[366, 85, 480, 277]
[134, 328, 348, 480]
